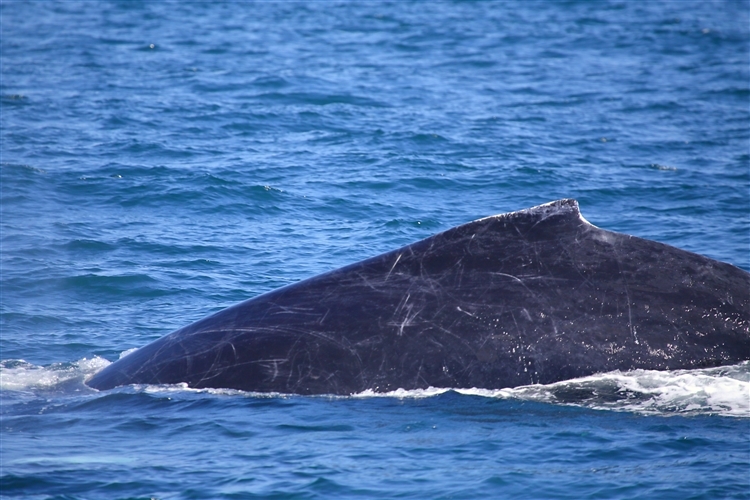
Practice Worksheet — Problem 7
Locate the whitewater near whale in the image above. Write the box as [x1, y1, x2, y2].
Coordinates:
[86, 199, 750, 394]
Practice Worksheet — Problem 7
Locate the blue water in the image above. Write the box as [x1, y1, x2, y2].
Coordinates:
[2, 1, 749, 498]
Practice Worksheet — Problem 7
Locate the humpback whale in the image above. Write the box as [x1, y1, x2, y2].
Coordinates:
[86, 199, 750, 394]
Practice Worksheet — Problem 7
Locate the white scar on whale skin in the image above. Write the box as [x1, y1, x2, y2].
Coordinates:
[385, 253, 402, 281]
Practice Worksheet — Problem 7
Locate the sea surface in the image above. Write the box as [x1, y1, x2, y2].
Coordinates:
[1, 1, 749, 499]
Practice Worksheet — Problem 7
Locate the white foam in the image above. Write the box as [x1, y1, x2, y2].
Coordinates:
[118, 347, 139, 359]
[2, 355, 746, 417]
[353, 386, 452, 399]
[350, 362, 750, 418]
[567, 364, 750, 417]
[134, 382, 295, 399]
[0, 356, 111, 391]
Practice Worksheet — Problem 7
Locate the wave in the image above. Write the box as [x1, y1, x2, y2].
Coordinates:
[2, 356, 747, 418]
[355, 363, 750, 418]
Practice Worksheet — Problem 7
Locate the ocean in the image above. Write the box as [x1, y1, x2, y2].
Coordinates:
[1, 0, 749, 498]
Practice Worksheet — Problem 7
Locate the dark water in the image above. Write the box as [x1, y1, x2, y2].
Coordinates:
[1, 1, 749, 498]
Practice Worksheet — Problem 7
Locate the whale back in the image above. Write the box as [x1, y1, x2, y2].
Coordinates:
[86, 199, 750, 394]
